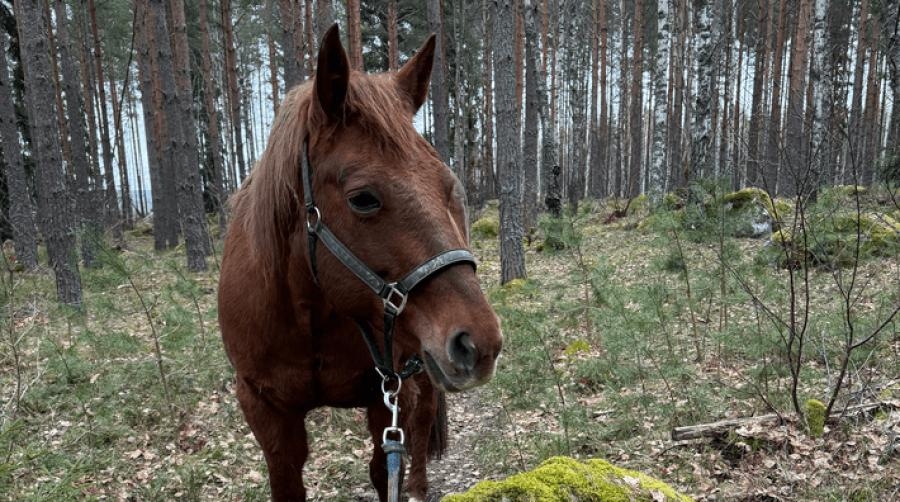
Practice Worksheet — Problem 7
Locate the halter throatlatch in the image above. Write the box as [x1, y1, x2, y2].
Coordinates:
[300, 139, 476, 502]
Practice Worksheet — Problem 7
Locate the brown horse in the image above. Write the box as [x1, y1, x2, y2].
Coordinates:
[218, 26, 503, 501]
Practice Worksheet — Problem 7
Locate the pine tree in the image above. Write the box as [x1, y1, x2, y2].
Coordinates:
[15, 0, 82, 305]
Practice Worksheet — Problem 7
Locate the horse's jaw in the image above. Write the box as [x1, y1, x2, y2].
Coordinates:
[420, 349, 497, 393]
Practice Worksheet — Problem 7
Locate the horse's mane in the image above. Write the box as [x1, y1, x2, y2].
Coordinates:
[230, 72, 418, 276]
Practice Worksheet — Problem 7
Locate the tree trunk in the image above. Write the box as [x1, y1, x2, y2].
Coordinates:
[316, 0, 333, 42]
[627, 0, 644, 197]
[668, 0, 687, 189]
[305, 0, 316, 73]
[43, 0, 71, 169]
[887, 0, 900, 160]
[346, 0, 363, 70]
[15, 0, 82, 305]
[109, 70, 133, 230]
[731, 8, 745, 189]
[494, 0, 527, 284]
[783, 0, 812, 196]
[135, 0, 169, 250]
[278, 0, 304, 89]
[591, 0, 608, 197]
[617, 0, 631, 197]
[387, 0, 399, 71]
[861, 27, 881, 183]
[523, 0, 540, 227]
[763, 0, 788, 193]
[87, 0, 121, 237]
[427, 0, 451, 165]
[76, 7, 102, 218]
[149, 0, 208, 271]
[747, 0, 772, 187]
[0, 28, 38, 269]
[201, 0, 228, 233]
[845, 0, 870, 183]
[221, 0, 247, 184]
[649, 0, 669, 202]
[264, 0, 281, 113]
[53, 0, 99, 267]
[690, 0, 715, 183]
[482, 0, 495, 203]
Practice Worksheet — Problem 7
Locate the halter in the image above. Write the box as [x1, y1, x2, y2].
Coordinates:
[300, 139, 476, 501]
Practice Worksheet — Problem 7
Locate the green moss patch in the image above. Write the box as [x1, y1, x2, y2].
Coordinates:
[444, 456, 692, 502]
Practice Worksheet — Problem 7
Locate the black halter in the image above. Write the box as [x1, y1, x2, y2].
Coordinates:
[300, 139, 477, 379]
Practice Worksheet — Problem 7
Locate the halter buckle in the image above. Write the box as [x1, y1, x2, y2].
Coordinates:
[382, 283, 407, 316]
[306, 206, 322, 233]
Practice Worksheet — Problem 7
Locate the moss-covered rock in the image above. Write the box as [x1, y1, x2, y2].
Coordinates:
[472, 216, 500, 239]
[805, 399, 826, 438]
[443, 456, 692, 502]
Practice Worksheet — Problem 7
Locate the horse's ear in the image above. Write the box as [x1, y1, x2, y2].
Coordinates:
[314, 24, 350, 121]
[395, 34, 436, 113]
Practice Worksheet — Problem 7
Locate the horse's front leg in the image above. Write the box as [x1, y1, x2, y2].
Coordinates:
[403, 378, 439, 501]
[236, 378, 309, 501]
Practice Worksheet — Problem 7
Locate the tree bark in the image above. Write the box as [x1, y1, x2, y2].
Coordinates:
[482, 0, 495, 203]
[278, 0, 304, 89]
[845, 0, 870, 183]
[15, 0, 82, 305]
[887, 0, 900, 160]
[523, 0, 540, 227]
[87, 0, 121, 237]
[628, 0, 644, 197]
[109, 70, 133, 230]
[200, 0, 228, 233]
[316, 0, 333, 42]
[763, 0, 788, 193]
[649, 0, 669, 202]
[0, 28, 38, 269]
[221, 0, 247, 184]
[746, 0, 772, 187]
[387, 0, 399, 71]
[346, 0, 363, 70]
[52, 0, 99, 267]
[494, 0, 527, 284]
[860, 26, 881, 183]
[427, 0, 451, 165]
[167, 0, 210, 269]
[265, 0, 281, 112]
[783, 0, 813, 196]
[667, 0, 687, 189]
[690, 0, 716, 183]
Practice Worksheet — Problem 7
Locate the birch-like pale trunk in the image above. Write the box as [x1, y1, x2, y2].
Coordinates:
[690, 0, 714, 182]
[650, 0, 670, 203]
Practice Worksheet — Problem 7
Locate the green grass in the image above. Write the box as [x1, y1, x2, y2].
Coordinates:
[0, 191, 898, 500]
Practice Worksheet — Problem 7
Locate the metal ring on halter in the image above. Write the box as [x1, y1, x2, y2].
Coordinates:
[306, 206, 322, 233]
[376, 367, 402, 397]
[382, 426, 405, 445]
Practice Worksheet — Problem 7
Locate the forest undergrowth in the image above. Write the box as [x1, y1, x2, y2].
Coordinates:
[0, 187, 898, 501]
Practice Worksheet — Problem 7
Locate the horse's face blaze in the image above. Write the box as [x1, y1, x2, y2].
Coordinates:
[305, 31, 502, 392]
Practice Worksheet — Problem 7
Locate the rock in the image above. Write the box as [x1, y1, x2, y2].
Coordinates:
[443, 456, 693, 502]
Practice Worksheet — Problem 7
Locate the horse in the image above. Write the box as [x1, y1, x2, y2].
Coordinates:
[218, 25, 503, 501]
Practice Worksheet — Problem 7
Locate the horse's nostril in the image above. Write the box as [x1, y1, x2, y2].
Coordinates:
[448, 331, 478, 373]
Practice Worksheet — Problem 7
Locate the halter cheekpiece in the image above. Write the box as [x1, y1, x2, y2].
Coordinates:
[300, 138, 476, 502]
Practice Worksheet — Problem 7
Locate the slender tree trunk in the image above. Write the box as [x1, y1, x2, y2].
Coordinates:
[617, 0, 630, 197]
[76, 7, 102, 216]
[387, 0, 399, 71]
[201, 0, 228, 232]
[783, 0, 812, 196]
[265, 0, 281, 113]
[346, 0, 363, 70]
[482, 0, 495, 203]
[515, 0, 525, 131]
[87, 0, 121, 237]
[861, 27, 881, 183]
[167, 0, 210, 272]
[718, 0, 732, 182]
[43, 0, 71, 169]
[316, 0, 333, 41]
[109, 71, 133, 230]
[845, 0, 869, 183]
[16, 0, 82, 305]
[587, 0, 599, 198]
[746, 0, 771, 187]
[668, 0, 687, 189]
[650, 0, 669, 202]
[278, 0, 304, 89]
[523, 0, 540, 227]
[53, 0, 99, 267]
[305, 0, 316, 73]
[887, 0, 900, 159]
[690, 0, 715, 183]
[221, 0, 247, 183]
[0, 28, 38, 269]
[427, 0, 451, 165]
[494, 0, 527, 284]
[764, 0, 788, 193]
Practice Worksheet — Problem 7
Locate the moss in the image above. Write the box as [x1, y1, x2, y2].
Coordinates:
[564, 340, 591, 357]
[805, 399, 826, 438]
[472, 216, 500, 239]
[443, 456, 693, 502]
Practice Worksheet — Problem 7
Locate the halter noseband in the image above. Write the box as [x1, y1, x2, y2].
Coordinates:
[300, 139, 477, 379]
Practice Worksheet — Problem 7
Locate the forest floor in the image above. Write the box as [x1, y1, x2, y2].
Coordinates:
[1, 188, 898, 501]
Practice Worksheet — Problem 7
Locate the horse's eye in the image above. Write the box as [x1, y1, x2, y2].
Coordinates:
[347, 190, 382, 214]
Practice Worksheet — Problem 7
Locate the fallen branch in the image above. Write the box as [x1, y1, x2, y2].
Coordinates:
[671, 401, 896, 441]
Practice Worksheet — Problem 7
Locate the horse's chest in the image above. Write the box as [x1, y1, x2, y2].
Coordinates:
[306, 326, 381, 408]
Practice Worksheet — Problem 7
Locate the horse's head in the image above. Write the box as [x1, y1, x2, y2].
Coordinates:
[301, 26, 502, 391]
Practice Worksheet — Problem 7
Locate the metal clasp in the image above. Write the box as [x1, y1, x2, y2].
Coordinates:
[306, 206, 322, 233]
[379, 370, 405, 445]
[382, 283, 408, 316]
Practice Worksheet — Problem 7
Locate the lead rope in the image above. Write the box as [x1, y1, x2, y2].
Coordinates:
[378, 369, 405, 502]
